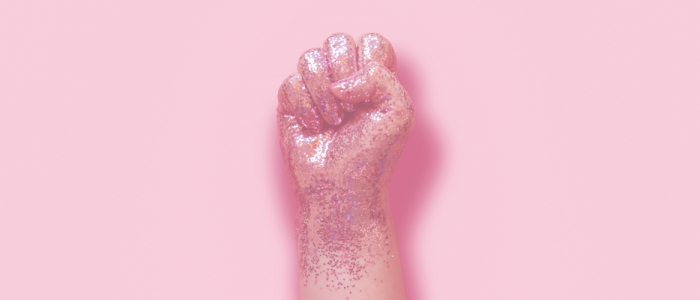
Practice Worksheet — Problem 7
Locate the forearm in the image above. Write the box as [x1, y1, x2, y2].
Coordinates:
[277, 32, 412, 300]
[295, 189, 406, 300]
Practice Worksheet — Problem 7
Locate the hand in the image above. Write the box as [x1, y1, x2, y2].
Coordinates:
[277, 33, 413, 299]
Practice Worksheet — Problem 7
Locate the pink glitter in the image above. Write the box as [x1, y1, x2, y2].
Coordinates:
[278, 33, 414, 293]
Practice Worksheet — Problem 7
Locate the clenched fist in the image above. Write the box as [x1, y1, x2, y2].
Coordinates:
[277, 33, 414, 300]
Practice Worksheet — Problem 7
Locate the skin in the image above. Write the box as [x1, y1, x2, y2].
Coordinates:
[277, 33, 414, 300]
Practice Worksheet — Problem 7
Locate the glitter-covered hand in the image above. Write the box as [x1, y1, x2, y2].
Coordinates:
[277, 33, 414, 300]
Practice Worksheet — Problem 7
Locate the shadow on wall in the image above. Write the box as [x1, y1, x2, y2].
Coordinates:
[391, 54, 443, 300]
[271, 117, 301, 300]
[271, 53, 443, 300]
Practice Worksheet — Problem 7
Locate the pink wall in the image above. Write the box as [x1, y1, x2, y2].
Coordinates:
[1, 0, 699, 299]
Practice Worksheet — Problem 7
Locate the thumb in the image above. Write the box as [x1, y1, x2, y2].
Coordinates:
[330, 62, 415, 129]
[329, 62, 391, 104]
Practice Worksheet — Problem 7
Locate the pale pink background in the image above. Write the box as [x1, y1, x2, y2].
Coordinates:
[1, 0, 699, 299]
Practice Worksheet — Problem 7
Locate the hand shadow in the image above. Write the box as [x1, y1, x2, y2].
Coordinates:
[391, 54, 442, 300]
[271, 53, 442, 300]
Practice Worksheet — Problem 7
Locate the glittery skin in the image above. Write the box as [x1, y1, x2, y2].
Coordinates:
[298, 49, 344, 125]
[323, 33, 357, 113]
[278, 33, 414, 297]
[358, 34, 397, 74]
[278, 74, 323, 134]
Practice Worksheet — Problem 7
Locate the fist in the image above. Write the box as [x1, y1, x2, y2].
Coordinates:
[277, 32, 414, 190]
[277, 33, 414, 289]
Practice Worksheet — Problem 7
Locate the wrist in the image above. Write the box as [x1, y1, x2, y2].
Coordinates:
[295, 186, 396, 286]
